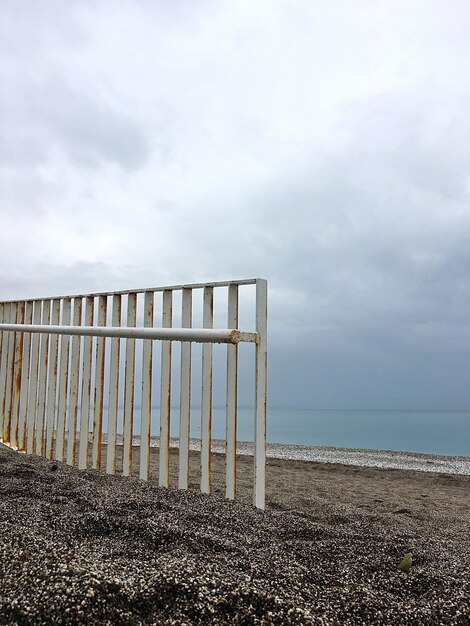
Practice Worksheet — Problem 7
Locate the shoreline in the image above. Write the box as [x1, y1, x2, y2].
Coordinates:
[103, 434, 470, 476]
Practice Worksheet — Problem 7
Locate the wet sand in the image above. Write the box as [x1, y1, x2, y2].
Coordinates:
[0, 442, 469, 624]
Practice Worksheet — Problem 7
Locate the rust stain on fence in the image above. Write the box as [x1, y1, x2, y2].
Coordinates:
[0, 279, 267, 509]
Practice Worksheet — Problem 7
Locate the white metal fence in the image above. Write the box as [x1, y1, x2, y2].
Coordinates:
[0, 279, 267, 508]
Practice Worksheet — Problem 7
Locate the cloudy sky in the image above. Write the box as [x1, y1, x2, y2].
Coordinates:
[1, 0, 470, 410]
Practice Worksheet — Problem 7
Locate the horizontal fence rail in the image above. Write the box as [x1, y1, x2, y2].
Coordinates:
[0, 279, 268, 509]
[0, 325, 257, 344]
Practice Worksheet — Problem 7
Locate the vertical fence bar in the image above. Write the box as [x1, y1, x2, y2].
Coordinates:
[3, 303, 17, 443]
[26, 301, 41, 454]
[92, 295, 107, 469]
[9, 302, 24, 448]
[55, 298, 71, 462]
[254, 278, 267, 510]
[79, 296, 94, 469]
[178, 288, 192, 489]
[0, 304, 3, 409]
[10, 302, 25, 449]
[140, 291, 154, 481]
[66, 298, 82, 466]
[11, 301, 26, 448]
[0, 303, 6, 440]
[225, 284, 239, 500]
[17, 301, 33, 451]
[0, 303, 10, 442]
[159, 289, 172, 487]
[123, 293, 137, 476]
[35, 300, 51, 455]
[106, 294, 121, 475]
[45, 299, 60, 459]
[200, 286, 214, 494]
[0, 304, 5, 440]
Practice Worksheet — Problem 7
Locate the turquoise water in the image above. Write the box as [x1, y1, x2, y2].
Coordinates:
[261, 408, 470, 457]
[105, 407, 470, 457]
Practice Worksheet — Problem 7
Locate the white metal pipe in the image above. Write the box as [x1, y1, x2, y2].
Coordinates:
[0, 324, 257, 344]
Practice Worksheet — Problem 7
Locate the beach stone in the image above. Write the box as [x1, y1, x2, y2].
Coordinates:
[0, 443, 469, 625]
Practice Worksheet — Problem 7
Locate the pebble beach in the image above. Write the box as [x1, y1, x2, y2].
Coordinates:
[159, 436, 470, 476]
[0, 442, 469, 625]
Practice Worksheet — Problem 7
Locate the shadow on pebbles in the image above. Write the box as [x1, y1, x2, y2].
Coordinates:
[0, 445, 469, 625]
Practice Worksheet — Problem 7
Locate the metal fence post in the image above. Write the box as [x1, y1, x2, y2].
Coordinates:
[159, 289, 173, 487]
[254, 279, 267, 510]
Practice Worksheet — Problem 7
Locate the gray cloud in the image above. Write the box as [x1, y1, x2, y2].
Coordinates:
[1, 0, 469, 410]
[1, 78, 151, 171]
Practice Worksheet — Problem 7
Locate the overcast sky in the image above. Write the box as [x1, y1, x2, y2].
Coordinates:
[1, 1, 470, 410]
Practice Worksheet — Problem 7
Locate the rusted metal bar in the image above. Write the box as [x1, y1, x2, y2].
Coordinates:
[254, 278, 268, 510]
[66, 298, 82, 466]
[3, 303, 15, 443]
[92, 295, 107, 469]
[140, 291, 154, 481]
[225, 284, 239, 500]
[10, 302, 25, 449]
[26, 301, 41, 454]
[200, 286, 214, 494]
[8, 302, 22, 446]
[178, 288, 192, 489]
[78, 296, 94, 469]
[159, 289, 172, 488]
[17, 301, 33, 451]
[2, 303, 17, 443]
[106, 294, 121, 475]
[0, 303, 5, 440]
[45, 299, 60, 459]
[35, 300, 51, 455]
[55, 298, 71, 462]
[123, 293, 136, 477]
[0, 304, 10, 442]
[1, 306, 9, 441]
[0, 304, 3, 392]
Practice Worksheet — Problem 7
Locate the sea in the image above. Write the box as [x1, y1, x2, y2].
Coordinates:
[109, 406, 470, 458]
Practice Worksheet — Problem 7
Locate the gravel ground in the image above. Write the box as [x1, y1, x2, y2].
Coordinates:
[0, 443, 469, 625]
[153, 437, 470, 476]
